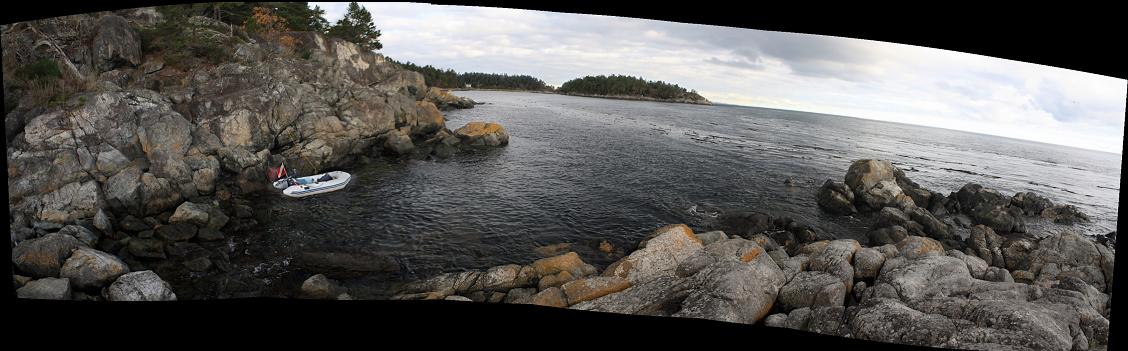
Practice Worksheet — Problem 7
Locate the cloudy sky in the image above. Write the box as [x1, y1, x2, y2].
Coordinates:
[314, 2, 1126, 154]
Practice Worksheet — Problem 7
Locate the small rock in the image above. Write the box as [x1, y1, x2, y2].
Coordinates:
[13, 275, 33, 288]
[119, 215, 150, 232]
[93, 209, 114, 234]
[155, 222, 197, 241]
[538, 270, 575, 291]
[127, 238, 166, 259]
[530, 251, 587, 277]
[505, 288, 537, 304]
[59, 225, 99, 247]
[853, 248, 885, 280]
[817, 179, 857, 215]
[169, 202, 211, 227]
[983, 266, 1014, 282]
[598, 240, 614, 253]
[529, 286, 567, 307]
[196, 228, 225, 241]
[896, 236, 944, 259]
[444, 295, 473, 302]
[487, 292, 506, 303]
[184, 257, 212, 272]
[533, 243, 573, 257]
[868, 225, 909, 246]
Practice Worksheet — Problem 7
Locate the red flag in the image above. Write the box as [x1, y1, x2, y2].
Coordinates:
[267, 162, 287, 181]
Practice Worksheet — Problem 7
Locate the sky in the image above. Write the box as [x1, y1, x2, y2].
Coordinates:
[313, 2, 1127, 154]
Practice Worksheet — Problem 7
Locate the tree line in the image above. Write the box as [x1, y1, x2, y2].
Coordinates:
[150, 2, 383, 53]
[557, 75, 705, 100]
[390, 59, 551, 91]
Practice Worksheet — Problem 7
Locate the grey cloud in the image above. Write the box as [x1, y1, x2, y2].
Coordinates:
[1033, 82, 1085, 123]
[934, 80, 992, 100]
[704, 57, 764, 70]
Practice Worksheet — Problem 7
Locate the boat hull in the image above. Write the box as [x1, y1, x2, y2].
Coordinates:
[280, 171, 352, 198]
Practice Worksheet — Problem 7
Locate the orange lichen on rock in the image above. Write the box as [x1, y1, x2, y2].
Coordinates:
[454, 121, 505, 137]
[530, 251, 586, 277]
[740, 246, 764, 262]
[561, 276, 631, 305]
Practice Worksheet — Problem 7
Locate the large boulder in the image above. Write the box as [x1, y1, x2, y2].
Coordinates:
[956, 184, 1026, 233]
[816, 179, 856, 215]
[105, 270, 177, 301]
[844, 160, 907, 211]
[12, 233, 83, 278]
[602, 224, 703, 284]
[93, 15, 142, 72]
[59, 247, 130, 289]
[453, 122, 509, 147]
[577, 238, 784, 325]
[1028, 230, 1110, 292]
[852, 255, 1109, 350]
[777, 271, 846, 310]
[16, 277, 72, 300]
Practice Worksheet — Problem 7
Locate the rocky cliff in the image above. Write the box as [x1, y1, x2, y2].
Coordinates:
[7, 9, 504, 300]
[5, 10, 476, 226]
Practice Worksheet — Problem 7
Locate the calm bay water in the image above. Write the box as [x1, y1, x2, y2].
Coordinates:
[232, 91, 1121, 298]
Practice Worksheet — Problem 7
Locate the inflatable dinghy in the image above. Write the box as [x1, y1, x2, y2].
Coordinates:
[272, 171, 352, 198]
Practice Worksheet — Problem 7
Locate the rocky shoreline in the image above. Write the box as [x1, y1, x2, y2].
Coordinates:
[375, 159, 1113, 351]
[8, 9, 508, 300]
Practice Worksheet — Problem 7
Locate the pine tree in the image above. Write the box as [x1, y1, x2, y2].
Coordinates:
[327, 2, 383, 51]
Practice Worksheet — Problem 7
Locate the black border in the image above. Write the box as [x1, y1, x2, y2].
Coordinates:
[5, 1, 1122, 348]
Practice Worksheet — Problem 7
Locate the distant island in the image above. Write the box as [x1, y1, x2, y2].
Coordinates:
[391, 60, 553, 91]
[392, 61, 710, 105]
[556, 75, 711, 105]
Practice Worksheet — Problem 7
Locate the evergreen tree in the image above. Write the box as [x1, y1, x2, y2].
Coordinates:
[327, 2, 383, 51]
[557, 75, 704, 101]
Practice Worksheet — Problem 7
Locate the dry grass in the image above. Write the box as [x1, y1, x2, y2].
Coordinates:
[19, 72, 96, 108]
